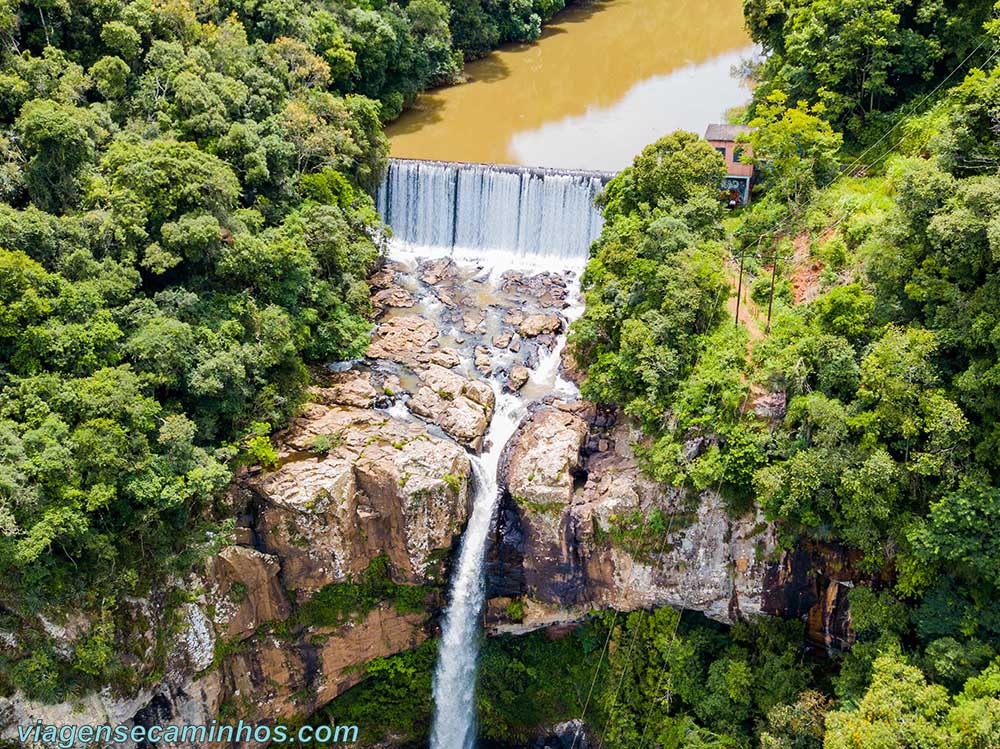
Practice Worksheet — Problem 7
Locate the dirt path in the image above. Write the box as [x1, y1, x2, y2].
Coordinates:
[725, 257, 765, 347]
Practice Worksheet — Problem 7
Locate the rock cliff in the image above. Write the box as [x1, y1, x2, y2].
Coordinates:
[0, 258, 858, 749]
[0, 373, 471, 748]
[487, 403, 776, 631]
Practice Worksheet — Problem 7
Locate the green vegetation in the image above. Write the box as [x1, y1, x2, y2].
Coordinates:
[561, 0, 1000, 744]
[313, 611, 812, 747]
[295, 555, 430, 628]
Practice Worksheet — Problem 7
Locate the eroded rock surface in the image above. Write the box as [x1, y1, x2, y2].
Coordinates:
[257, 402, 471, 590]
[408, 365, 496, 450]
[366, 315, 438, 362]
[488, 406, 777, 631]
[518, 313, 562, 338]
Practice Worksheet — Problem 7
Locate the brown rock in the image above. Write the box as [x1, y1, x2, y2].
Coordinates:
[372, 285, 415, 314]
[312, 370, 378, 408]
[474, 345, 492, 374]
[518, 313, 562, 338]
[505, 406, 588, 510]
[255, 405, 471, 592]
[368, 265, 397, 291]
[408, 365, 495, 450]
[560, 339, 585, 385]
[427, 348, 461, 368]
[366, 315, 438, 362]
[222, 605, 428, 724]
[206, 546, 290, 641]
[419, 258, 456, 286]
[508, 365, 530, 391]
[493, 331, 513, 348]
[462, 308, 485, 334]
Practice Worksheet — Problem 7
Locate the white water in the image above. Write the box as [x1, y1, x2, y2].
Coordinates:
[379, 159, 597, 749]
[376, 159, 609, 262]
[429, 386, 524, 749]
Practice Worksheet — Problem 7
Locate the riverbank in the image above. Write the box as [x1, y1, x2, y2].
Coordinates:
[387, 0, 753, 170]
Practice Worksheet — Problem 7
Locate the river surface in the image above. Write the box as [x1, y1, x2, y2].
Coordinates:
[387, 0, 753, 171]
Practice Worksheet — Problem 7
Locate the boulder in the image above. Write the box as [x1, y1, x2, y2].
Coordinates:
[463, 308, 485, 334]
[419, 258, 457, 286]
[474, 345, 492, 374]
[427, 348, 461, 368]
[504, 406, 588, 510]
[408, 365, 495, 450]
[372, 285, 415, 314]
[509, 365, 530, 391]
[311, 370, 378, 409]
[518, 313, 562, 338]
[366, 315, 438, 362]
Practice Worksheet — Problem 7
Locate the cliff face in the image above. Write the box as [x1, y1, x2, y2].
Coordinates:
[487, 402, 776, 631]
[0, 259, 860, 747]
[0, 371, 471, 748]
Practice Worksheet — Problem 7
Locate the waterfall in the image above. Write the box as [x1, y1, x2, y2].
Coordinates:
[379, 156, 598, 749]
[429, 387, 525, 749]
[376, 158, 611, 262]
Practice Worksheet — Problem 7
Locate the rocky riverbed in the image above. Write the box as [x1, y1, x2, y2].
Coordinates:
[0, 255, 859, 748]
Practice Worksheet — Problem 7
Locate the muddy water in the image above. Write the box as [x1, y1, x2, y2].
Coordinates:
[387, 0, 753, 171]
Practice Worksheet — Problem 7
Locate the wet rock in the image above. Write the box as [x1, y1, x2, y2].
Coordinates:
[463, 308, 485, 334]
[762, 541, 874, 652]
[518, 313, 562, 338]
[368, 265, 398, 290]
[366, 315, 438, 362]
[501, 271, 570, 309]
[509, 334, 522, 353]
[427, 348, 461, 368]
[419, 258, 457, 286]
[509, 365, 530, 391]
[312, 370, 378, 408]
[371, 285, 415, 314]
[493, 330, 513, 348]
[256, 403, 471, 591]
[408, 365, 495, 450]
[474, 345, 492, 374]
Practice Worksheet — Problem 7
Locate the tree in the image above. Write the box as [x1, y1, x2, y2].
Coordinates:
[824, 653, 950, 749]
[745, 92, 842, 213]
[598, 131, 727, 221]
[16, 99, 101, 211]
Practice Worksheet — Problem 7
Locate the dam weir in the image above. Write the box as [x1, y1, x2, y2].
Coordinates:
[375, 156, 607, 749]
[375, 158, 612, 261]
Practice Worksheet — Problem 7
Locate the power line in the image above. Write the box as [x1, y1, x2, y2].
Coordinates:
[570, 30, 1000, 748]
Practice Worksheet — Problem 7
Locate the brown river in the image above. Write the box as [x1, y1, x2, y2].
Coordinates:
[386, 0, 754, 171]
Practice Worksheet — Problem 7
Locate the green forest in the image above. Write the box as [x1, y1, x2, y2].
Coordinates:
[0, 0, 570, 702]
[3, 0, 1000, 745]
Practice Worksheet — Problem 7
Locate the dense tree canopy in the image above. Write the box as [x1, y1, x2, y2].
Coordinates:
[0, 0, 583, 703]
[565, 0, 1000, 744]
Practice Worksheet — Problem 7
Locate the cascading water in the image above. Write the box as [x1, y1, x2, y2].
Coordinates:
[429, 387, 525, 749]
[376, 156, 599, 749]
[376, 158, 610, 263]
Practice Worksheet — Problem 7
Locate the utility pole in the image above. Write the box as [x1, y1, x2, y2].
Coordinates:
[734, 250, 745, 328]
[765, 252, 779, 334]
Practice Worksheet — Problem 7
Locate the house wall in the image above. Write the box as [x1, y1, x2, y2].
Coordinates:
[708, 139, 755, 177]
